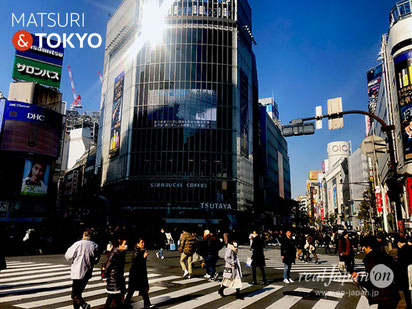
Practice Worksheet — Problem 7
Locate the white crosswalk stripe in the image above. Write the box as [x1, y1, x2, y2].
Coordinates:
[265, 288, 312, 308]
[0, 260, 373, 309]
[167, 282, 251, 309]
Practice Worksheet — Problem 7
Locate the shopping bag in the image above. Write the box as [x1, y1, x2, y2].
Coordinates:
[170, 243, 176, 251]
[338, 261, 345, 273]
[246, 257, 253, 267]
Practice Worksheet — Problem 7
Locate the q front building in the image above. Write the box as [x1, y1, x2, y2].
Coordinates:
[97, 0, 260, 227]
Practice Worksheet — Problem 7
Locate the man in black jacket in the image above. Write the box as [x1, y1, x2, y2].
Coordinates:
[396, 236, 412, 309]
[355, 236, 399, 309]
[281, 229, 296, 284]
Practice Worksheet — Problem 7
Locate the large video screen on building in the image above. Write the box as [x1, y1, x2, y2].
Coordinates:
[21, 158, 50, 196]
[147, 89, 217, 129]
[0, 101, 62, 157]
[395, 50, 412, 160]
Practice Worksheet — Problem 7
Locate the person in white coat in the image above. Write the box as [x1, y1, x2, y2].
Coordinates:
[218, 237, 243, 299]
[65, 229, 99, 309]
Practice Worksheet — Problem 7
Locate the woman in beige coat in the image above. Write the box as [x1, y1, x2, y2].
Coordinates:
[218, 237, 243, 299]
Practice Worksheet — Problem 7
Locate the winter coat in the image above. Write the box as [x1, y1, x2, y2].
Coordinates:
[360, 249, 399, 306]
[296, 234, 305, 249]
[158, 231, 167, 249]
[65, 238, 99, 280]
[281, 236, 296, 264]
[251, 236, 265, 267]
[199, 234, 222, 257]
[339, 238, 351, 256]
[179, 232, 197, 256]
[104, 248, 126, 293]
[396, 244, 412, 289]
[128, 247, 149, 291]
[222, 244, 242, 279]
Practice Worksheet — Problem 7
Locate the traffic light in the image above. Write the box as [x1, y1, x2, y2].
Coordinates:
[283, 121, 315, 137]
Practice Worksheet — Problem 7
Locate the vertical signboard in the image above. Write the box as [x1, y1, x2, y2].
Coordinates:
[375, 186, 383, 213]
[407, 177, 412, 215]
[109, 72, 125, 158]
[366, 65, 382, 105]
[394, 50, 412, 160]
[240, 70, 248, 157]
[21, 158, 50, 196]
[278, 151, 284, 198]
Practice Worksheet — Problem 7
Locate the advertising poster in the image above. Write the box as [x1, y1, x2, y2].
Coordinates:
[240, 70, 249, 158]
[12, 34, 64, 88]
[109, 71, 124, 158]
[308, 170, 322, 181]
[21, 158, 50, 196]
[395, 50, 412, 160]
[366, 65, 382, 105]
[0, 101, 63, 157]
[147, 89, 217, 129]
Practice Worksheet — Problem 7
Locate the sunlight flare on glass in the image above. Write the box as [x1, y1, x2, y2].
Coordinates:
[140, 0, 167, 47]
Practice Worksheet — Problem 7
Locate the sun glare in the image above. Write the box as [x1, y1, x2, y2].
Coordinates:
[141, 0, 169, 47]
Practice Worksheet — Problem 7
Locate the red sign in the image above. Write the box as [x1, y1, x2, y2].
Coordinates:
[407, 177, 412, 214]
[376, 188, 382, 212]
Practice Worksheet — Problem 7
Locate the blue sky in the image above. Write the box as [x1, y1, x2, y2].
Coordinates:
[0, 1, 396, 197]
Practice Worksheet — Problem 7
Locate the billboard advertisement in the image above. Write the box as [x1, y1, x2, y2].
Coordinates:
[240, 70, 249, 157]
[147, 89, 217, 129]
[12, 34, 64, 88]
[366, 65, 382, 105]
[0, 101, 63, 157]
[109, 72, 124, 158]
[21, 158, 50, 196]
[395, 50, 412, 160]
[308, 170, 322, 181]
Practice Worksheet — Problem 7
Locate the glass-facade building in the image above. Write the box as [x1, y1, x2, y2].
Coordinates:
[97, 0, 258, 223]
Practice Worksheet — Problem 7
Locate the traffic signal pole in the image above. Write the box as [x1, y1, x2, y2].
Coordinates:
[296, 109, 402, 232]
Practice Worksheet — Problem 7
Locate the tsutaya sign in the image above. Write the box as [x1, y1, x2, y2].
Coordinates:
[200, 202, 233, 210]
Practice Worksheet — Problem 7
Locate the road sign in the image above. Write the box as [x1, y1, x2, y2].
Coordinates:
[360, 135, 387, 158]
[327, 97, 343, 130]
[316, 106, 322, 129]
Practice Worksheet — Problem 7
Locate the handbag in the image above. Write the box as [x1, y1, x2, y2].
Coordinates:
[223, 267, 232, 274]
[246, 257, 253, 267]
[170, 243, 176, 251]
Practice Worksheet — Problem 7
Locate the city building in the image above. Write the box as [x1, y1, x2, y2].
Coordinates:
[368, 0, 412, 231]
[347, 147, 370, 229]
[323, 141, 351, 226]
[255, 97, 291, 223]
[0, 82, 65, 222]
[97, 0, 259, 227]
[61, 110, 99, 171]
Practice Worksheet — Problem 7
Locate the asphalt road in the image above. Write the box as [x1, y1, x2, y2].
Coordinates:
[0, 246, 407, 308]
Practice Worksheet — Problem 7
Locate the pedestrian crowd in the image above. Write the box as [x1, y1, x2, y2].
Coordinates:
[2, 225, 412, 309]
